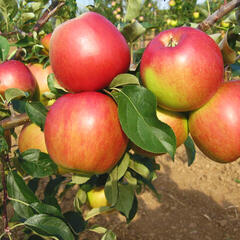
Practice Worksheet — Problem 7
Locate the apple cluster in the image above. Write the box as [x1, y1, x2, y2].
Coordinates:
[140, 27, 240, 163]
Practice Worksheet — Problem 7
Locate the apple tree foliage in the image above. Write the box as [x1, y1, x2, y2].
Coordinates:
[0, 0, 240, 239]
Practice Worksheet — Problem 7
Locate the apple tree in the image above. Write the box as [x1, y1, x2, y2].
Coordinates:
[0, 0, 240, 239]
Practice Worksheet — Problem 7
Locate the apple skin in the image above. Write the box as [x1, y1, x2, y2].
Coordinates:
[41, 33, 52, 52]
[0, 60, 36, 96]
[140, 27, 224, 112]
[50, 12, 130, 92]
[132, 107, 188, 157]
[19, 123, 48, 154]
[87, 187, 109, 208]
[44, 92, 128, 174]
[27, 63, 53, 104]
[189, 81, 240, 163]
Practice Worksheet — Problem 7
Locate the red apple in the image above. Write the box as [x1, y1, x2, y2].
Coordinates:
[41, 33, 52, 52]
[132, 107, 188, 157]
[44, 92, 128, 174]
[27, 63, 53, 104]
[140, 27, 224, 112]
[189, 81, 240, 163]
[50, 12, 130, 92]
[0, 60, 36, 96]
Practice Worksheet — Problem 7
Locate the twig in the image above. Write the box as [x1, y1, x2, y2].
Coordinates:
[1, 154, 10, 238]
[197, 0, 240, 32]
[0, 113, 30, 130]
[32, 0, 66, 33]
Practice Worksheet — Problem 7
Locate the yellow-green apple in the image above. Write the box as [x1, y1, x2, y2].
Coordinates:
[221, 21, 230, 28]
[140, 27, 224, 112]
[193, 11, 200, 19]
[87, 187, 109, 208]
[27, 63, 53, 105]
[132, 107, 188, 157]
[0, 60, 36, 97]
[18, 123, 69, 174]
[41, 33, 52, 54]
[44, 92, 128, 174]
[169, 0, 176, 7]
[50, 12, 130, 92]
[189, 81, 240, 163]
[170, 19, 178, 27]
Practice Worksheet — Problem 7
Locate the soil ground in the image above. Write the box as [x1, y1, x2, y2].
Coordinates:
[78, 146, 240, 240]
[2, 140, 240, 240]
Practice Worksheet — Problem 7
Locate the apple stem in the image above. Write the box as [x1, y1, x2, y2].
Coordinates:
[167, 37, 177, 47]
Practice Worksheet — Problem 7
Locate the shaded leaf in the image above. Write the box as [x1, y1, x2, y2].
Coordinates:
[24, 214, 75, 240]
[7, 171, 38, 219]
[47, 73, 68, 97]
[121, 21, 146, 42]
[64, 211, 86, 234]
[20, 149, 58, 178]
[74, 188, 87, 211]
[184, 136, 196, 167]
[30, 202, 63, 218]
[0, 35, 9, 62]
[5, 88, 29, 103]
[25, 101, 48, 130]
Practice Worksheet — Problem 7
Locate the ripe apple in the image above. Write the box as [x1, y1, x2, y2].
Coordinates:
[27, 63, 53, 105]
[193, 11, 200, 19]
[41, 33, 52, 53]
[132, 107, 188, 157]
[189, 81, 240, 163]
[87, 187, 109, 208]
[18, 123, 69, 174]
[50, 12, 130, 92]
[44, 92, 128, 174]
[0, 60, 36, 97]
[19, 123, 48, 154]
[140, 27, 224, 112]
[169, 0, 176, 7]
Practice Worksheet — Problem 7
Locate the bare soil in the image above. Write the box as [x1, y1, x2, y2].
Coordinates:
[78, 146, 240, 240]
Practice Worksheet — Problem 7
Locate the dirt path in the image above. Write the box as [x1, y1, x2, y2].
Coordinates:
[80, 146, 240, 240]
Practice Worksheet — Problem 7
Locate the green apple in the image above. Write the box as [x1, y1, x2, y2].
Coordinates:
[87, 187, 108, 208]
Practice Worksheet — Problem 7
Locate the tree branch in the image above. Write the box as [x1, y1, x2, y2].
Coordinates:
[0, 113, 30, 130]
[197, 0, 240, 32]
[32, 0, 66, 33]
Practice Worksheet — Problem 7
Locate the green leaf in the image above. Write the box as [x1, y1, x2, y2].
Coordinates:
[104, 167, 119, 206]
[127, 194, 138, 223]
[7, 171, 38, 219]
[124, 0, 142, 22]
[85, 206, 113, 220]
[25, 101, 48, 130]
[30, 202, 63, 218]
[64, 211, 86, 234]
[129, 159, 150, 179]
[89, 225, 107, 234]
[184, 136, 196, 167]
[71, 174, 91, 185]
[230, 63, 240, 77]
[12, 99, 26, 113]
[15, 36, 35, 47]
[47, 73, 68, 97]
[116, 85, 176, 158]
[44, 176, 66, 198]
[124, 171, 137, 187]
[24, 214, 75, 240]
[101, 230, 117, 240]
[116, 152, 130, 180]
[109, 73, 140, 88]
[74, 188, 87, 211]
[5, 88, 29, 103]
[20, 149, 58, 178]
[0, 36, 9, 62]
[115, 184, 134, 219]
[121, 21, 146, 43]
